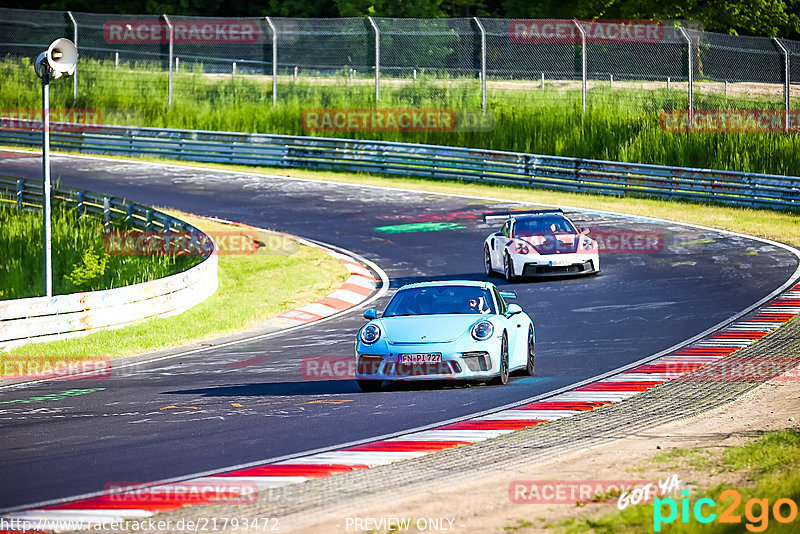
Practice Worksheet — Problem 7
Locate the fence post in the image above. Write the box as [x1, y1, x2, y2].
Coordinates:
[162, 14, 173, 108]
[474, 17, 487, 111]
[773, 38, 790, 133]
[678, 26, 693, 127]
[77, 191, 85, 219]
[572, 20, 587, 113]
[103, 196, 111, 232]
[368, 16, 380, 102]
[67, 11, 77, 100]
[265, 17, 277, 105]
[16, 180, 23, 210]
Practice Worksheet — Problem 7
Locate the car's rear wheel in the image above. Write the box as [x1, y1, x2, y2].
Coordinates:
[356, 380, 382, 392]
[526, 327, 535, 376]
[491, 333, 509, 385]
[504, 253, 517, 282]
[484, 245, 497, 277]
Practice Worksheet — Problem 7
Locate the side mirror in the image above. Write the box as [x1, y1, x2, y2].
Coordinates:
[363, 308, 378, 320]
[506, 303, 523, 317]
[580, 227, 590, 235]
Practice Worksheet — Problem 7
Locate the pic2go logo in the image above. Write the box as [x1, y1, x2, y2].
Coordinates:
[654, 489, 799, 532]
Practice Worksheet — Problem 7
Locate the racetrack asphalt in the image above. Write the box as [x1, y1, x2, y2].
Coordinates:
[0, 152, 797, 511]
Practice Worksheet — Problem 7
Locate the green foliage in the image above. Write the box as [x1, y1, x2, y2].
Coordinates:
[0, 203, 200, 299]
[63, 247, 108, 292]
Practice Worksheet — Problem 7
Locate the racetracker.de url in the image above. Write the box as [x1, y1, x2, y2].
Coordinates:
[0, 516, 279, 532]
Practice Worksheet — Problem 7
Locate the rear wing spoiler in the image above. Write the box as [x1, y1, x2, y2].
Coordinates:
[483, 209, 563, 223]
[499, 291, 517, 300]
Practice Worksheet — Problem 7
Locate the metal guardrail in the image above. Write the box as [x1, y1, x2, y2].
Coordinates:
[0, 175, 218, 349]
[1, 119, 799, 211]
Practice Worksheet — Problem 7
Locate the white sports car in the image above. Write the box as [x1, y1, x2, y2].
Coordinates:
[483, 210, 600, 281]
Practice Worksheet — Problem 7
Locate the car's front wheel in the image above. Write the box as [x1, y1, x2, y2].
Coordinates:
[504, 253, 518, 282]
[491, 333, 510, 385]
[526, 327, 535, 376]
[356, 380, 382, 392]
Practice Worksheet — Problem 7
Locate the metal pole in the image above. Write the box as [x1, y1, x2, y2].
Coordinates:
[175, 56, 179, 74]
[42, 77, 52, 297]
[368, 16, 380, 102]
[115, 51, 119, 67]
[232, 61, 236, 79]
[474, 17, 487, 111]
[678, 26, 693, 127]
[163, 14, 173, 107]
[572, 20, 587, 113]
[610, 74, 613, 88]
[67, 11, 77, 100]
[773, 38, 790, 133]
[294, 65, 298, 84]
[541, 72, 544, 92]
[265, 17, 277, 105]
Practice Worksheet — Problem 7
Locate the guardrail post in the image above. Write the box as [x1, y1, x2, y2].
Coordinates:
[162, 14, 173, 108]
[678, 26, 693, 128]
[67, 11, 77, 100]
[16, 180, 23, 210]
[474, 17, 487, 111]
[77, 191, 85, 219]
[163, 216, 172, 232]
[572, 20, 587, 113]
[368, 16, 380, 102]
[773, 38, 791, 134]
[103, 196, 110, 231]
[125, 203, 133, 227]
[265, 17, 277, 106]
[145, 209, 152, 231]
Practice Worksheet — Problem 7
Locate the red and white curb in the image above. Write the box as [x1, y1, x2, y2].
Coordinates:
[264, 238, 379, 328]
[6, 283, 799, 529]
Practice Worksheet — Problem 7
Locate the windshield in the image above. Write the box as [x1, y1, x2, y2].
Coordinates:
[513, 215, 576, 236]
[383, 286, 496, 317]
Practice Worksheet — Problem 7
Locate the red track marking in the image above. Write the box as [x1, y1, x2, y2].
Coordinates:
[710, 331, 768, 339]
[340, 282, 374, 296]
[673, 347, 740, 355]
[771, 298, 800, 306]
[439, 420, 546, 430]
[746, 314, 795, 321]
[277, 309, 324, 322]
[214, 464, 368, 478]
[317, 297, 353, 311]
[513, 401, 612, 410]
[627, 363, 706, 374]
[343, 440, 470, 452]
[576, 381, 663, 392]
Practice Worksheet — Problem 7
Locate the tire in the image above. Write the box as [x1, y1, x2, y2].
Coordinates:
[484, 245, 498, 277]
[491, 333, 510, 385]
[526, 327, 535, 376]
[357, 380, 382, 392]
[503, 253, 517, 282]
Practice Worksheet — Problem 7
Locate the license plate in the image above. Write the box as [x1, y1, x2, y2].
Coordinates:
[399, 353, 442, 363]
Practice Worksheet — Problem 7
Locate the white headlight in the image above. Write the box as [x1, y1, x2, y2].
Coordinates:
[360, 324, 381, 344]
[471, 320, 494, 341]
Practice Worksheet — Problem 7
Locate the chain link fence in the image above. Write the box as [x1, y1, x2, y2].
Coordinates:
[0, 8, 797, 121]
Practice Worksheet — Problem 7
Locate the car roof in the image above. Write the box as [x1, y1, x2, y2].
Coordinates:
[397, 280, 493, 290]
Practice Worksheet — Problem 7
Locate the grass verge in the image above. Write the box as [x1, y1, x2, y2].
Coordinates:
[1, 211, 349, 371]
[555, 429, 800, 533]
[0, 202, 200, 300]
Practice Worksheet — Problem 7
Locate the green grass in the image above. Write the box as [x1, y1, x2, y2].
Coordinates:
[554, 430, 800, 533]
[1, 212, 349, 369]
[2, 57, 799, 176]
[0, 203, 199, 300]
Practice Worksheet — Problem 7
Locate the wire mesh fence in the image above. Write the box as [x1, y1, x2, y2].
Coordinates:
[0, 8, 797, 122]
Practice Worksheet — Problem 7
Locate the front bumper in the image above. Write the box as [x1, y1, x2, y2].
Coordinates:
[356, 339, 501, 381]
[511, 252, 599, 277]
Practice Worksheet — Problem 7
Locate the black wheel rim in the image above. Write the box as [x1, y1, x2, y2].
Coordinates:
[504, 255, 511, 279]
[528, 330, 535, 369]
